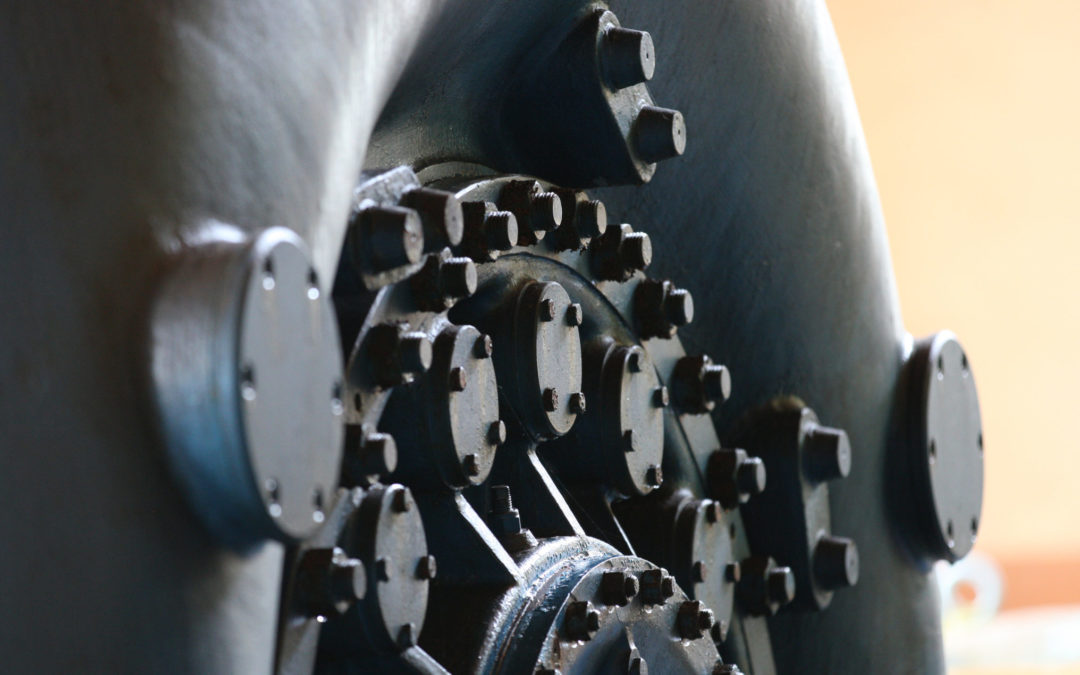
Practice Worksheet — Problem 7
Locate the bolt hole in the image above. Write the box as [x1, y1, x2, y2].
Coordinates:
[936, 354, 945, 379]
[978, 432, 984, 454]
[262, 257, 275, 291]
[307, 268, 320, 300]
[313, 488, 325, 523]
[354, 392, 363, 411]
[971, 516, 979, 535]
[240, 363, 257, 401]
[331, 381, 344, 415]
[729, 523, 737, 540]
[928, 439, 936, 464]
[946, 520, 955, 546]
[961, 353, 970, 376]
[266, 478, 282, 518]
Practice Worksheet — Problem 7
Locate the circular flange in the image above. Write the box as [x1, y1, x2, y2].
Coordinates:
[239, 231, 345, 540]
[542, 555, 719, 674]
[456, 538, 719, 675]
[341, 484, 431, 650]
[576, 339, 665, 496]
[672, 498, 738, 643]
[514, 281, 584, 438]
[152, 226, 344, 547]
[908, 331, 984, 561]
[427, 324, 501, 487]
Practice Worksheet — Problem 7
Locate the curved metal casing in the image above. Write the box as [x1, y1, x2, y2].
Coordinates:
[0, 0, 973, 672]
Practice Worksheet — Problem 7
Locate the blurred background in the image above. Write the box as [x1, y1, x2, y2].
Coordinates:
[828, 1, 1080, 673]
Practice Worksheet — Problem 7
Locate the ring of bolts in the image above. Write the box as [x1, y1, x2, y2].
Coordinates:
[243, 9, 857, 672]
[286, 158, 857, 673]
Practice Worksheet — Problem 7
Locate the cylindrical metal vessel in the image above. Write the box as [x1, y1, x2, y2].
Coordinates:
[0, 1, 948, 672]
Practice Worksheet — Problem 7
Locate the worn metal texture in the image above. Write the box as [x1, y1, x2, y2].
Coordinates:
[597, 0, 944, 671]
[0, 1, 443, 671]
[1, 0, 966, 673]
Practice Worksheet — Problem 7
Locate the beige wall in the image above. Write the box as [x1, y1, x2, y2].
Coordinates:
[828, 1, 1080, 561]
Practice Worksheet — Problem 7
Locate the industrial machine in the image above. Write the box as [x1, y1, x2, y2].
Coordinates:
[0, 1, 983, 673]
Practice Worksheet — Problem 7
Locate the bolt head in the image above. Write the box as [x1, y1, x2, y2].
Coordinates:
[492, 510, 523, 538]
[626, 348, 644, 373]
[586, 610, 601, 631]
[391, 488, 411, 513]
[725, 562, 742, 583]
[375, 557, 391, 582]
[474, 333, 494, 359]
[735, 457, 767, 499]
[661, 576, 675, 598]
[711, 620, 730, 644]
[803, 424, 852, 482]
[654, 386, 669, 408]
[640, 568, 675, 605]
[564, 601, 601, 641]
[620, 232, 652, 272]
[356, 205, 424, 271]
[814, 536, 860, 590]
[767, 567, 796, 606]
[488, 420, 508, 445]
[448, 366, 468, 392]
[698, 607, 715, 631]
[400, 187, 464, 250]
[601, 26, 656, 89]
[664, 288, 694, 326]
[692, 560, 708, 583]
[677, 600, 713, 639]
[539, 298, 557, 321]
[345, 428, 398, 482]
[330, 558, 366, 605]
[673, 355, 729, 413]
[530, 192, 563, 232]
[702, 364, 731, 404]
[569, 392, 587, 414]
[397, 622, 417, 648]
[398, 332, 434, 376]
[601, 570, 639, 606]
[645, 464, 663, 488]
[440, 257, 477, 299]
[708, 447, 760, 510]
[484, 211, 519, 251]
[416, 554, 438, 581]
[567, 302, 584, 326]
[576, 200, 607, 239]
[297, 547, 365, 617]
[543, 387, 560, 412]
[633, 106, 687, 163]
[703, 499, 722, 523]
[462, 453, 481, 477]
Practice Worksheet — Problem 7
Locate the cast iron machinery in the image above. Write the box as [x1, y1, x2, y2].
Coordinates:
[0, 1, 984, 673]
